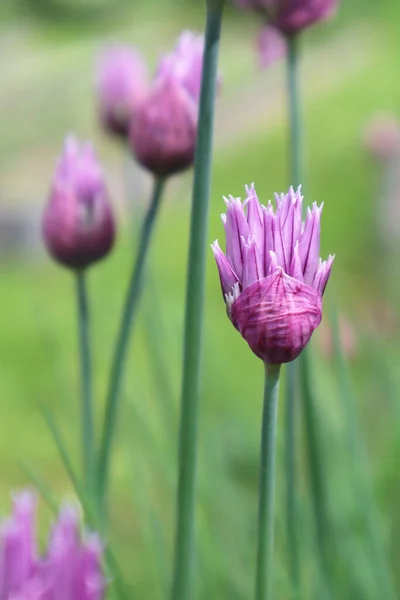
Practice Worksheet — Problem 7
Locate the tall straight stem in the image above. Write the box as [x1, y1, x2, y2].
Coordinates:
[170, 5, 224, 599]
[97, 176, 166, 507]
[285, 34, 301, 595]
[255, 364, 281, 600]
[75, 271, 94, 492]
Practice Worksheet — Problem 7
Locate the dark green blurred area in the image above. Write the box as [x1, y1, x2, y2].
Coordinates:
[1, 0, 400, 598]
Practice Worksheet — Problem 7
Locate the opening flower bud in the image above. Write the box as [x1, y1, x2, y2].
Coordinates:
[212, 185, 334, 365]
[42, 136, 115, 270]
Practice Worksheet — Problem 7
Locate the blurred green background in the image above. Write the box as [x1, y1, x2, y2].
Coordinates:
[1, 0, 400, 598]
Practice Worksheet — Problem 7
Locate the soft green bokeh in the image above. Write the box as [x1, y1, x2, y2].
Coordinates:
[0, 1, 400, 598]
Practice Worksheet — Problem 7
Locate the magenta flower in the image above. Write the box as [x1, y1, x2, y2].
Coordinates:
[212, 185, 334, 364]
[96, 46, 148, 140]
[234, 0, 339, 36]
[257, 25, 287, 68]
[0, 492, 105, 599]
[42, 136, 115, 270]
[129, 31, 205, 178]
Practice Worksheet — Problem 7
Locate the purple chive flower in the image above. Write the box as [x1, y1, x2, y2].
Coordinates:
[0, 492, 105, 600]
[234, 0, 339, 36]
[212, 185, 334, 364]
[129, 31, 206, 178]
[96, 46, 148, 140]
[42, 136, 115, 270]
[257, 25, 287, 68]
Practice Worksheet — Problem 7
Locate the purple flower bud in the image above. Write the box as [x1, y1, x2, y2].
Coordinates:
[0, 493, 106, 599]
[42, 136, 115, 270]
[212, 185, 334, 364]
[129, 74, 197, 177]
[129, 31, 209, 178]
[157, 31, 204, 102]
[234, 0, 339, 36]
[96, 46, 148, 140]
[257, 26, 287, 69]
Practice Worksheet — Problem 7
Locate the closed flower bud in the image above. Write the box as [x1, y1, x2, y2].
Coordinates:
[129, 75, 197, 177]
[96, 46, 148, 140]
[0, 492, 105, 599]
[234, 0, 339, 37]
[42, 136, 115, 270]
[212, 185, 334, 365]
[129, 31, 208, 178]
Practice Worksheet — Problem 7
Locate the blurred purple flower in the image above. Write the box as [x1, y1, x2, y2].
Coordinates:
[363, 112, 400, 161]
[130, 31, 208, 178]
[212, 185, 334, 364]
[234, 0, 339, 36]
[257, 26, 287, 68]
[96, 46, 148, 140]
[0, 492, 105, 600]
[42, 136, 115, 270]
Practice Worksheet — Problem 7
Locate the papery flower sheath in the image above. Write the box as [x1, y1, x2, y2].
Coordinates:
[96, 46, 148, 140]
[130, 31, 209, 177]
[234, 0, 339, 36]
[42, 136, 115, 270]
[0, 492, 105, 599]
[212, 185, 334, 364]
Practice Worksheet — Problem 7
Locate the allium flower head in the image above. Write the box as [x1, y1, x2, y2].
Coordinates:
[0, 492, 105, 599]
[96, 46, 148, 140]
[130, 31, 208, 178]
[234, 0, 339, 36]
[42, 136, 115, 270]
[212, 185, 334, 364]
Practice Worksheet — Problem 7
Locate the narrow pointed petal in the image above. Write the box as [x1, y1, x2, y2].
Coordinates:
[298, 202, 322, 284]
[211, 241, 240, 297]
[224, 197, 250, 279]
[244, 184, 264, 251]
[290, 241, 303, 281]
[313, 254, 334, 296]
[242, 237, 264, 288]
[262, 205, 274, 275]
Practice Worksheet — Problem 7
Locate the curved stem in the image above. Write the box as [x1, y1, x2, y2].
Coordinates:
[75, 270, 94, 493]
[170, 5, 224, 599]
[285, 34, 302, 596]
[255, 363, 281, 600]
[97, 176, 166, 510]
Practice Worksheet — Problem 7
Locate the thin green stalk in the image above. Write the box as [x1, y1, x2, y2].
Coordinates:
[285, 34, 302, 597]
[255, 363, 281, 600]
[97, 176, 166, 508]
[75, 270, 94, 493]
[170, 4, 224, 599]
[299, 348, 331, 599]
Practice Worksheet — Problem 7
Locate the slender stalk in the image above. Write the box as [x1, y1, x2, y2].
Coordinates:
[97, 176, 166, 508]
[255, 363, 281, 600]
[75, 271, 94, 493]
[285, 35, 301, 596]
[170, 4, 224, 599]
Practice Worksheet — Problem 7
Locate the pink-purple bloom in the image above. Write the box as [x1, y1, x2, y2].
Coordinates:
[96, 46, 148, 140]
[129, 31, 204, 177]
[0, 492, 105, 599]
[42, 136, 115, 270]
[212, 185, 334, 364]
[234, 0, 339, 36]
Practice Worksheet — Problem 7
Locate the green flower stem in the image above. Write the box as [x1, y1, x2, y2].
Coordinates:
[75, 271, 94, 493]
[170, 4, 224, 599]
[285, 34, 302, 596]
[255, 363, 281, 600]
[97, 176, 166, 509]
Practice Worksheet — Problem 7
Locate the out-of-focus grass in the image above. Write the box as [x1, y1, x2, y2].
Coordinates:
[0, 1, 400, 598]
